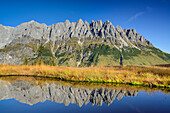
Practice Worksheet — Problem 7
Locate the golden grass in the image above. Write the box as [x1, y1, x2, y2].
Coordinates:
[0, 65, 169, 88]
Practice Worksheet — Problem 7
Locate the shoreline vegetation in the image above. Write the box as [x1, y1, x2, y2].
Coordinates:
[0, 76, 169, 93]
[0, 65, 169, 88]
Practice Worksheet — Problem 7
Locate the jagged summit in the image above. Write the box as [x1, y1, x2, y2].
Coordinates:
[64, 19, 70, 23]
[29, 20, 36, 23]
[106, 20, 110, 24]
[77, 18, 84, 23]
[20, 20, 38, 25]
[0, 19, 169, 66]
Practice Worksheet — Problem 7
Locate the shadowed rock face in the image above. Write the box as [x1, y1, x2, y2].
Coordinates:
[0, 79, 138, 107]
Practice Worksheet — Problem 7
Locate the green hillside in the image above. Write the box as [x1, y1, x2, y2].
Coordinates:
[21, 41, 170, 67]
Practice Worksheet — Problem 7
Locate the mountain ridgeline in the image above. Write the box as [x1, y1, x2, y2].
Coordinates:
[0, 19, 170, 66]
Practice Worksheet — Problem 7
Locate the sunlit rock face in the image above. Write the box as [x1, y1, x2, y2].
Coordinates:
[0, 19, 152, 48]
[0, 79, 138, 107]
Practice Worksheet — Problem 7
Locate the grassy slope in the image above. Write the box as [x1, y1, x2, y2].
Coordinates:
[124, 52, 169, 66]
[1, 40, 170, 67]
[80, 45, 170, 67]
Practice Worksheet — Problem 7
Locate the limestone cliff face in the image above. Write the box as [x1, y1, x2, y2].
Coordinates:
[0, 19, 169, 66]
[0, 19, 152, 48]
[0, 79, 138, 106]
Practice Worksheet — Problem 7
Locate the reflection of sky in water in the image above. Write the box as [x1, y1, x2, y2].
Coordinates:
[0, 78, 169, 113]
[0, 92, 169, 113]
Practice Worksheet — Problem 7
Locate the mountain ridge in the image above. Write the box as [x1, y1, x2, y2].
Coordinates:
[0, 19, 169, 66]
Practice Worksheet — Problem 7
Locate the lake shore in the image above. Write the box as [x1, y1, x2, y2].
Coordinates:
[0, 65, 169, 88]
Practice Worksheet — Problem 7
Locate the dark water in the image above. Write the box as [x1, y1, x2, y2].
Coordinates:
[0, 77, 169, 113]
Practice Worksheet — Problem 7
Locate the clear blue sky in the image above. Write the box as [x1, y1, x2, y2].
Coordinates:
[0, 0, 170, 53]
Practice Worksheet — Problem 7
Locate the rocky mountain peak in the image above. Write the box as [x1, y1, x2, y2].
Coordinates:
[106, 20, 110, 24]
[0, 19, 154, 49]
[26, 20, 40, 25]
[91, 20, 95, 23]
[84, 20, 89, 24]
[0, 19, 153, 48]
[29, 20, 36, 23]
[77, 18, 84, 24]
[64, 20, 70, 24]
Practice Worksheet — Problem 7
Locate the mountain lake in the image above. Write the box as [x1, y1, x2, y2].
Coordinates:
[0, 76, 169, 113]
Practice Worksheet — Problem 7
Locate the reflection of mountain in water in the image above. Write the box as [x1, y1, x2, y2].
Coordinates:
[0, 80, 138, 107]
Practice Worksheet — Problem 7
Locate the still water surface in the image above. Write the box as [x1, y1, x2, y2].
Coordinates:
[0, 77, 169, 113]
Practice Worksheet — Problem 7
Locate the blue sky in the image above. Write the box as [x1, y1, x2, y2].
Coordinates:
[0, 0, 170, 53]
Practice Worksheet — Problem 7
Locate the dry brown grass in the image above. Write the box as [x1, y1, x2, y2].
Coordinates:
[0, 65, 169, 88]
